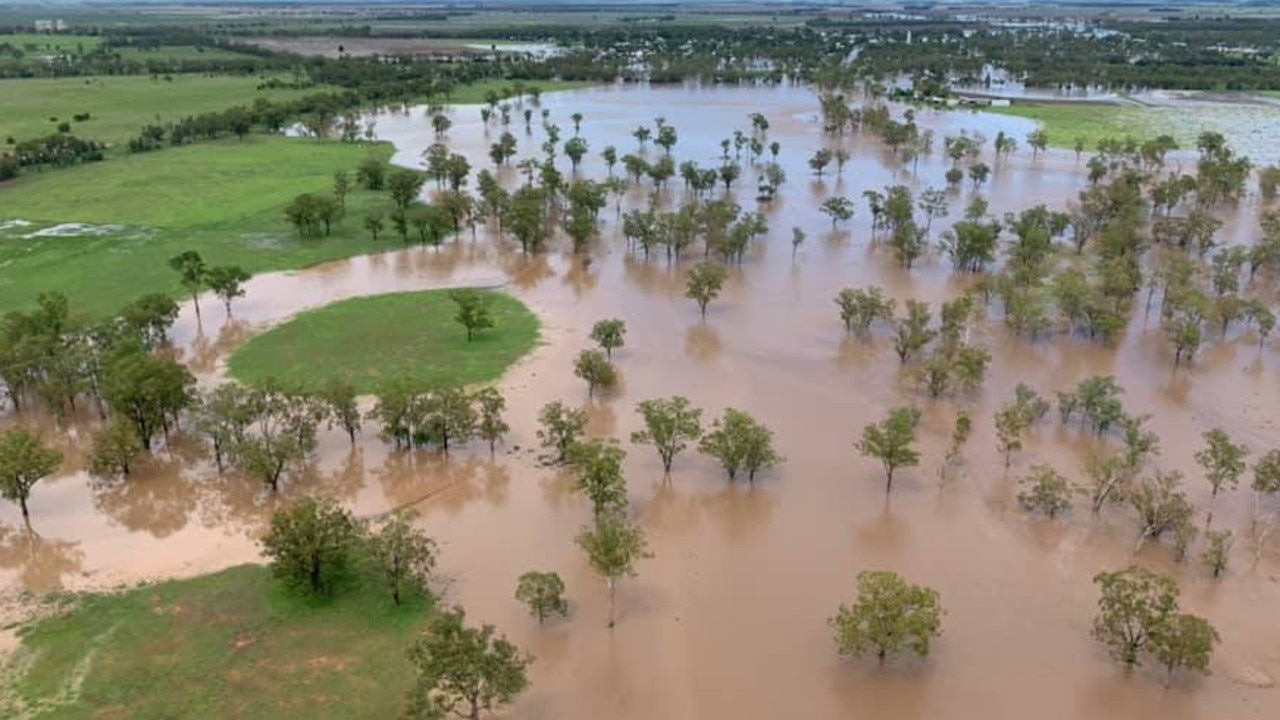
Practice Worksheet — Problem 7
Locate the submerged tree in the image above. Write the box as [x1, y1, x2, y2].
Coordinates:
[473, 387, 509, 455]
[567, 438, 627, 517]
[686, 263, 728, 318]
[939, 410, 973, 482]
[536, 401, 587, 465]
[631, 396, 703, 475]
[856, 406, 921, 493]
[1017, 465, 1072, 518]
[835, 287, 895, 336]
[1201, 529, 1233, 578]
[573, 350, 617, 398]
[576, 510, 652, 629]
[515, 571, 569, 624]
[1091, 566, 1178, 668]
[589, 318, 627, 359]
[893, 300, 935, 363]
[87, 421, 144, 479]
[317, 379, 361, 445]
[206, 265, 251, 316]
[830, 571, 943, 663]
[0, 428, 62, 520]
[698, 408, 782, 482]
[1195, 428, 1248, 499]
[1149, 614, 1219, 680]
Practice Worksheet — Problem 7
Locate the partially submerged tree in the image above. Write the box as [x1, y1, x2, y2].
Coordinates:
[87, 421, 144, 478]
[856, 406, 921, 493]
[473, 387, 509, 455]
[939, 410, 973, 482]
[536, 401, 587, 465]
[1195, 428, 1248, 499]
[405, 607, 530, 720]
[1017, 465, 1072, 518]
[0, 428, 62, 520]
[1201, 529, 1233, 578]
[101, 349, 195, 451]
[631, 396, 703, 475]
[686, 263, 728, 318]
[230, 385, 320, 491]
[698, 408, 782, 482]
[589, 318, 627, 359]
[1129, 470, 1195, 550]
[573, 350, 617, 398]
[830, 571, 943, 663]
[317, 379, 361, 445]
[515, 571, 569, 624]
[1149, 613, 1219, 680]
[567, 438, 628, 517]
[1091, 566, 1179, 668]
[893, 300, 936, 363]
[575, 510, 652, 628]
[206, 265, 251, 316]
[835, 286, 895, 336]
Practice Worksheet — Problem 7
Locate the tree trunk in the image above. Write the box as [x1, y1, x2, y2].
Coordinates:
[607, 578, 616, 629]
[19, 496, 29, 520]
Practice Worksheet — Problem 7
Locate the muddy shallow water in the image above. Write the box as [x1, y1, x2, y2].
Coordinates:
[3, 83, 1280, 718]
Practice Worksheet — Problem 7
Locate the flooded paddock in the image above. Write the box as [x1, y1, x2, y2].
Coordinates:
[3, 83, 1279, 719]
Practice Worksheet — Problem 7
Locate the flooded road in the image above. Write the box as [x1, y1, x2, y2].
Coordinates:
[3, 83, 1279, 718]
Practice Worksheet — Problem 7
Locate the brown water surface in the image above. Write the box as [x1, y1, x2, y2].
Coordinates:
[3, 83, 1279, 719]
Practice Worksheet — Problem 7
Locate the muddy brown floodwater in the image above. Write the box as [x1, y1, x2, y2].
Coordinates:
[3, 83, 1279, 718]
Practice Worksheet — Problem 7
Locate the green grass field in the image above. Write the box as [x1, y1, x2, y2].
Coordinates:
[0, 33, 102, 53]
[982, 102, 1146, 151]
[109, 45, 259, 62]
[0, 77, 589, 317]
[0, 74, 319, 146]
[0, 137, 403, 315]
[2, 564, 432, 720]
[227, 290, 539, 392]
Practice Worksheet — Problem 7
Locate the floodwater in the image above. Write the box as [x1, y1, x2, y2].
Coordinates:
[3, 83, 1280, 718]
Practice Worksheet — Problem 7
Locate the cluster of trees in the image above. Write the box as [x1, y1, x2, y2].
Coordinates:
[836, 287, 990, 401]
[847, 22, 1280, 92]
[1092, 566, 1217, 677]
[469, 112, 776, 266]
[999, 374, 1279, 572]
[0, 292, 197, 515]
[368, 383, 508, 454]
[259, 497, 532, 719]
[0, 290, 193, 420]
[2, 132, 103, 176]
[821, 98, 1278, 368]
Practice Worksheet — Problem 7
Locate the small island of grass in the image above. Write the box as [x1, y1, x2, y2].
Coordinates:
[226, 289, 539, 393]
